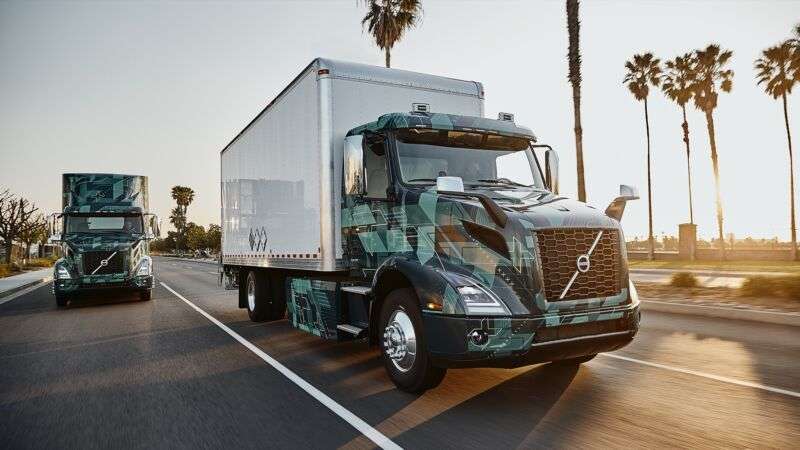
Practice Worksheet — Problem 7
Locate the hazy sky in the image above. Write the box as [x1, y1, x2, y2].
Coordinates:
[1, 0, 798, 241]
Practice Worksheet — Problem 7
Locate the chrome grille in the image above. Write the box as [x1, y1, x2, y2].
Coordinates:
[82, 251, 125, 275]
[535, 228, 620, 301]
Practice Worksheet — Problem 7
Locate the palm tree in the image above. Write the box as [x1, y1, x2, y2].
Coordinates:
[171, 185, 195, 217]
[661, 53, 697, 226]
[361, 0, 422, 68]
[566, 0, 586, 202]
[755, 41, 798, 260]
[170, 185, 194, 252]
[624, 53, 662, 260]
[692, 44, 733, 260]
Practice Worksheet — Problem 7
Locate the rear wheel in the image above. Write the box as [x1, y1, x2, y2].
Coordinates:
[379, 288, 446, 393]
[246, 270, 285, 322]
[140, 290, 152, 301]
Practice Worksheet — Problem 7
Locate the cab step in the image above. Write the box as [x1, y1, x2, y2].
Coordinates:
[336, 324, 366, 337]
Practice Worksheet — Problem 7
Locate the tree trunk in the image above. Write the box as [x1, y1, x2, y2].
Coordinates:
[783, 93, 798, 261]
[572, 85, 586, 202]
[681, 105, 694, 226]
[567, 0, 585, 202]
[704, 110, 726, 260]
[4, 242, 12, 264]
[385, 46, 391, 68]
[644, 98, 655, 261]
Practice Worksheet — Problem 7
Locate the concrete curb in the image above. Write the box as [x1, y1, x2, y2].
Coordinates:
[0, 276, 53, 299]
[641, 298, 800, 327]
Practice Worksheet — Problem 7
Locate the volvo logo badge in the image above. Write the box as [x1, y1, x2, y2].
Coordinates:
[576, 254, 591, 273]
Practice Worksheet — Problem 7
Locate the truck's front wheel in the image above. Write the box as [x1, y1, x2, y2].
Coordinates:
[379, 288, 446, 393]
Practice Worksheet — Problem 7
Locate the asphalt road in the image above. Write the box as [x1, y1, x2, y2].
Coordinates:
[1, 257, 798, 449]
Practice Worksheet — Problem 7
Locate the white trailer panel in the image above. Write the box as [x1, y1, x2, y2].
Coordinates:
[221, 58, 484, 271]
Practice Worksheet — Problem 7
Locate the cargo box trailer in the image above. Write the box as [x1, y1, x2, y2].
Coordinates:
[221, 58, 641, 392]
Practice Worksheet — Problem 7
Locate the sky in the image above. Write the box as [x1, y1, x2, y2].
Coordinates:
[1, 0, 798, 241]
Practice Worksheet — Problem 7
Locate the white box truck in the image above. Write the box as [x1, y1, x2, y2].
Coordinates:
[221, 58, 641, 392]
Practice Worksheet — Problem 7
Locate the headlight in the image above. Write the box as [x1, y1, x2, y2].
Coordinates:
[135, 257, 152, 276]
[457, 284, 509, 316]
[55, 265, 72, 280]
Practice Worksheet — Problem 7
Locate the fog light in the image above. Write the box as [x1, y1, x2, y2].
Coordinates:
[469, 329, 489, 346]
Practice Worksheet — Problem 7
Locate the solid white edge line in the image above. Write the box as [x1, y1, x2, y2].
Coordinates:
[601, 353, 800, 399]
[0, 278, 53, 305]
[159, 282, 401, 450]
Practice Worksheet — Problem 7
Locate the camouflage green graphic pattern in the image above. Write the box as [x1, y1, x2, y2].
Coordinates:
[340, 123, 635, 357]
[54, 173, 152, 296]
[62, 173, 148, 213]
[286, 278, 339, 339]
[346, 112, 537, 140]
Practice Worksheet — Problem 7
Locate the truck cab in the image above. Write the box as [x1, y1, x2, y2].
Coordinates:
[50, 174, 160, 306]
[331, 111, 641, 390]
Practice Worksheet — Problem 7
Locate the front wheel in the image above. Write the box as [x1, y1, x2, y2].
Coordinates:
[140, 290, 152, 301]
[379, 288, 446, 393]
[55, 294, 69, 307]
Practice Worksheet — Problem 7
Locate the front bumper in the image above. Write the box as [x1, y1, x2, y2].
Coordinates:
[53, 275, 153, 295]
[424, 302, 640, 369]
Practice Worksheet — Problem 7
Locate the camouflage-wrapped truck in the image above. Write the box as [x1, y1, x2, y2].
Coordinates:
[220, 59, 642, 392]
[50, 174, 160, 306]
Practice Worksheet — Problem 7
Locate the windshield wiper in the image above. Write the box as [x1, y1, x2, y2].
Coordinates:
[475, 178, 531, 188]
[406, 178, 437, 183]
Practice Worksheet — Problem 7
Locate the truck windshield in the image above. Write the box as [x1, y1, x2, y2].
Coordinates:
[394, 129, 544, 189]
[66, 215, 143, 234]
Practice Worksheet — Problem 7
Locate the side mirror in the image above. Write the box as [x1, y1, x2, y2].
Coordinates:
[545, 149, 559, 194]
[343, 134, 366, 196]
[144, 214, 161, 239]
[47, 212, 62, 243]
[605, 184, 640, 221]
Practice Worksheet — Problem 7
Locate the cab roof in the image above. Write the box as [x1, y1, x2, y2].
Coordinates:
[346, 112, 537, 141]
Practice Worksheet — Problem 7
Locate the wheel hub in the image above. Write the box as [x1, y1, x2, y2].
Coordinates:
[247, 276, 256, 311]
[382, 309, 417, 373]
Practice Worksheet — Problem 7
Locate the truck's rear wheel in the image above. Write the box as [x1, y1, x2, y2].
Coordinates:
[379, 288, 446, 393]
[140, 290, 152, 301]
[246, 270, 285, 322]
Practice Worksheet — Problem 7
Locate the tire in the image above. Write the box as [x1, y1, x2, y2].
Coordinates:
[55, 294, 69, 307]
[553, 354, 597, 365]
[140, 290, 152, 301]
[245, 270, 285, 322]
[379, 288, 446, 393]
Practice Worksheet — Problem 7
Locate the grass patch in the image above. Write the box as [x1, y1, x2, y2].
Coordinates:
[670, 272, 699, 288]
[740, 276, 800, 300]
[628, 260, 800, 274]
[25, 257, 56, 268]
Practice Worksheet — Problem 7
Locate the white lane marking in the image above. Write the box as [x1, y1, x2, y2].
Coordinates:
[642, 299, 800, 317]
[0, 278, 53, 305]
[159, 282, 401, 450]
[602, 353, 800, 399]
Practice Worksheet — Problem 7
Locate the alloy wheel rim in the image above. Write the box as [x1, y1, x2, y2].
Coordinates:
[383, 309, 417, 373]
[247, 276, 256, 311]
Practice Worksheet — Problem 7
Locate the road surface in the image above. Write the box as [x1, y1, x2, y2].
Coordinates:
[1, 257, 798, 449]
